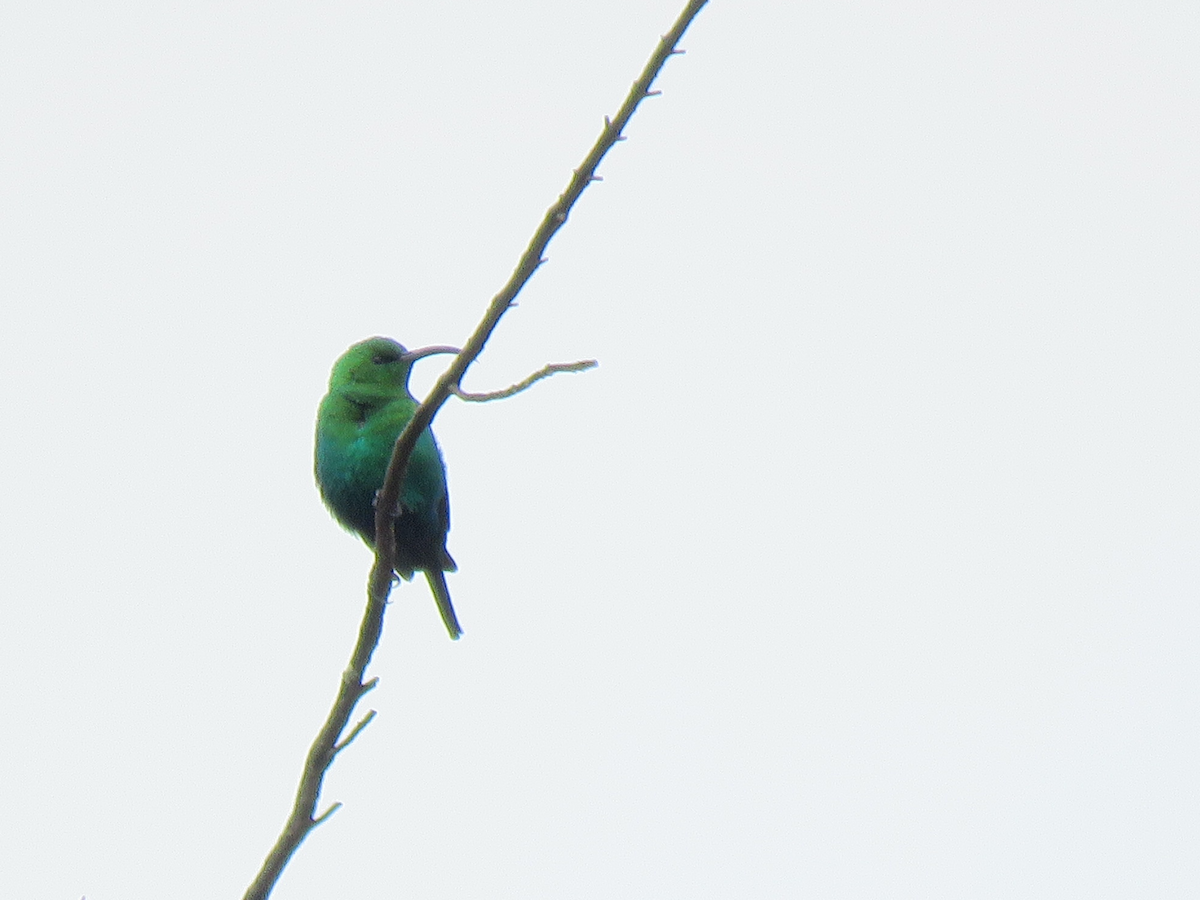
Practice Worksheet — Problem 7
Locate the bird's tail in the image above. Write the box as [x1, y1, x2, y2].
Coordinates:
[424, 569, 462, 640]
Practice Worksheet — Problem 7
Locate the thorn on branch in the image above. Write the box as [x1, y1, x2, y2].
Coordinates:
[312, 802, 342, 827]
[646, 89, 663, 97]
[590, 176, 603, 183]
[454, 359, 598, 403]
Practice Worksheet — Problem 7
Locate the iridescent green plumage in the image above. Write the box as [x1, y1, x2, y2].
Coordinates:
[315, 337, 461, 639]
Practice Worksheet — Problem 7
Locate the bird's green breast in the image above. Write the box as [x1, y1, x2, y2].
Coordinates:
[315, 393, 449, 556]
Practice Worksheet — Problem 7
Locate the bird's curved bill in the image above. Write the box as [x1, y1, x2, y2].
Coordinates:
[402, 345, 461, 362]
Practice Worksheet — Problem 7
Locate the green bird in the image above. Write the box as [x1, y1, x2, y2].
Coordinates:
[315, 336, 462, 639]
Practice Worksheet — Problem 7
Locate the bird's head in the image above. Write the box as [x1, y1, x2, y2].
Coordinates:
[329, 336, 459, 394]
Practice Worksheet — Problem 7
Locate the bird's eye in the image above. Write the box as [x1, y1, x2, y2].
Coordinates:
[371, 350, 400, 365]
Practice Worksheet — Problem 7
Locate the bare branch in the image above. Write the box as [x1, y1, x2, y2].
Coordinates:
[242, 3, 707, 898]
[454, 360, 599, 403]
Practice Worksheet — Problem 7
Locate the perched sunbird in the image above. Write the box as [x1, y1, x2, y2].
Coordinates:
[315, 337, 462, 639]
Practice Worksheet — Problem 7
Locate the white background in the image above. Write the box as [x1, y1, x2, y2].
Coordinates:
[2, 1, 1198, 897]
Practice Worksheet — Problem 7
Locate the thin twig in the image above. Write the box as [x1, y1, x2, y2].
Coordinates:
[454, 359, 598, 402]
[242, 3, 706, 898]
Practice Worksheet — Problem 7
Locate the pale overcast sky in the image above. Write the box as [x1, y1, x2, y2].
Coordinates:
[2, 1, 1198, 898]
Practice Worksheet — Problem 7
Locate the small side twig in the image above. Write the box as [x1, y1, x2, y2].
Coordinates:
[242, 4, 707, 899]
[454, 359, 598, 402]
[333, 709, 378, 755]
[311, 802, 342, 827]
